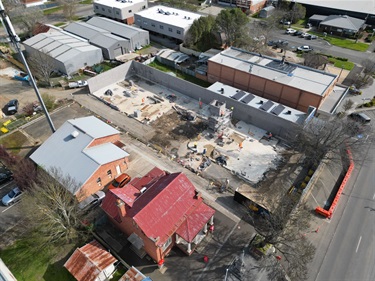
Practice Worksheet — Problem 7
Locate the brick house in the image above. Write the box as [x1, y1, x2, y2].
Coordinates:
[30, 116, 129, 202]
[101, 167, 215, 263]
[64, 240, 117, 281]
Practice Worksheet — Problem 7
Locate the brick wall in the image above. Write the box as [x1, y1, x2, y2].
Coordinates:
[76, 158, 128, 201]
[88, 134, 121, 148]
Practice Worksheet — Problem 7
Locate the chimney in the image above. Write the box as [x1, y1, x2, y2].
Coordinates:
[281, 55, 286, 64]
[116, 199, 126, 218]
[194, 190, 201, 199]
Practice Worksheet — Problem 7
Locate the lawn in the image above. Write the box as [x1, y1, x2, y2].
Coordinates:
[309, 31, 369, 52]
[43, 6, 62, 15]
[328, 58, 355, 70]
[148, 60, 212, 88]
[0, 130, 28, 154]
[0, 239, 76, 281]
[80, 0, 93, 4]
[54, 22, 66, 27]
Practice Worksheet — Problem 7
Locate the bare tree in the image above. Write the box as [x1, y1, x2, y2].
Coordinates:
[290, 117, 372, 167]
[8, 4, 44, 36]
[21, 167, 90, 246]
[303, 53, 329, 69]
[58, 0, 79, 21]
[27, 50, 56, 86]
[342, 99, 354, 112]
[246, 199, 315, 281]
[354, 59, 375, 89]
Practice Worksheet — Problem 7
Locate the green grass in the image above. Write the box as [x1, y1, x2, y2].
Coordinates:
[309, 31, 369, 52]
[328, 58, 355, 70]
[148, 60, 212, 88]
[54, 22, 66, 27]
[80, 0, 93, 4]
[43, 6, 63, 15]
[0, 130, 28, 153]
[0, 239, 76, 281]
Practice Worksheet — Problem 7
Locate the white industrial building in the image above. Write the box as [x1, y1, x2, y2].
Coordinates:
[93, 0, 148, 24]
[23, 30, 103, 75]
[134, 5, 202, 42]
[64, 17, 149, 59]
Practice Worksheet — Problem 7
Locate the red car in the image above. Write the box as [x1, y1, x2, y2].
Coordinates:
[108, 173, 131, 189]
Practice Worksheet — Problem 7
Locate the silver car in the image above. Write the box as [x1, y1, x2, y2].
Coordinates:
[2, 187, 22, 206]
[78, 190, 105, 211]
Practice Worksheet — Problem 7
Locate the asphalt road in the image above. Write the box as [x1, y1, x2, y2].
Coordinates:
[312, 110, 375, 281]
[270, 30, 375, 65]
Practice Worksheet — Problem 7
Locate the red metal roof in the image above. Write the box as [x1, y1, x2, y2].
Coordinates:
[64, 240, 117, 281]
[176, 201, 215, 242]
[101, 167, 215, 247]
[112, 184, 140, 207]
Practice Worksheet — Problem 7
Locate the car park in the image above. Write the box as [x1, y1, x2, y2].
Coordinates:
[108, 173, 131, 189]
[0, 168, 13, 185]
[285, 28, 296, 34]
[306, 34, 317, 40]
[297, 45, 313, 52]
[2, 187, 22, 206]
[78, 190, 105, 211]
[6, 99, 19, 115]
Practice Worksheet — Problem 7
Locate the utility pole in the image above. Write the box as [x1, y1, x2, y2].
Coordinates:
[0, 0, 56, 133]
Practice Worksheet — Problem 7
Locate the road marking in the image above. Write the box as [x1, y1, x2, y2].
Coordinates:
[356, 236, 362, 253]
[373, 193, 375, 200]
[1, 202, 19, 213]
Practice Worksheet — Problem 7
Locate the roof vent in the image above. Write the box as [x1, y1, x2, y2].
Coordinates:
[259, 100, 263, 104]
[286, 110, 292, 114]
[188, 17, 191, 20]
[140, 187, 147, 193]
[71, 130, 79, 138]
[220, 88, 224, 93]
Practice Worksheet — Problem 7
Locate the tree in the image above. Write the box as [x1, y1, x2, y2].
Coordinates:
[215, 8, 249, 47]
[21, 167, 91, 245]
[342, 99, 354, 112]
[288, 3, 306, 24]
[303, 53, 329, 69]
[247, 199, 315, 280]
[290, 116, 372, 168]
[27, 51, 56, 86]
[8, 4, 44, 36]
[58, 0, 79, 21]
[354, 59, 375, 89]
[185, 15, 217, 50]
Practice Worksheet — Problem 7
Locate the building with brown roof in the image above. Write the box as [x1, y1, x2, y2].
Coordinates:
[64, 240, 117, 281]
[101, 167, 215, 263]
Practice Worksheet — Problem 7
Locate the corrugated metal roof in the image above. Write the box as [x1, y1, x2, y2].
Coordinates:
[87, 17, 147, 39]
[65, 22, 108, 40]
[102, 168, 214, 246]
[30, 116, 127, 195]
[320, 15, 365, 31]
[119, 266, 150, 281]
[176, 201, 215, 243]
[64, 240, 117, 281]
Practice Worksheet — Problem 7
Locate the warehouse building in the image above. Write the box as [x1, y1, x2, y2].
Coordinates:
[93, 0, 148, 24]
[23, 30, 103, 75]
[64, 17, 149, 59]
[207, 47, 339, 113]
[134, 5, 202, 42]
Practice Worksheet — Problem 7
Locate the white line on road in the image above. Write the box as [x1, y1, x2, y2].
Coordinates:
[1, 202, 19, 213]
[373, 193, 375, 200]
[356, 236, 362, 253]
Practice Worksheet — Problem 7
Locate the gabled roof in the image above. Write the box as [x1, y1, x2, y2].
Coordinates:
[64, 240, 117, 281]
[320, 15, 365, 31]
[30, 116, 129, 194]
[87, 17, 148, 39]
[102, 168, 215, 246]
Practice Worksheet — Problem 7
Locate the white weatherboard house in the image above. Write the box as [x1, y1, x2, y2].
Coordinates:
[134, 5, 202, 42]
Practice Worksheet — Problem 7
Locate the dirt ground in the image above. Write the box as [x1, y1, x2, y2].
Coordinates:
[149, 110, 208, 149]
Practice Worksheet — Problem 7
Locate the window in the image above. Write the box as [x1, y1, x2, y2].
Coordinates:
[108, 9, 112, 13]
[177, 30, 181, 34]
[95, 5, 98, 9]
[168, 28, 172, 32]
[137, 19, 141, 22]
[142, 5, 146, 9]
[97, 177, 102, 186]
[116, 11, 120, 15]
[160, 25, 164, 29]
[161, 236, 172, 252]
[143, 21, 148, 26]
[102, 7, 105, 11]
[151, 23, 155, 27]
[107, 170, 112, 177]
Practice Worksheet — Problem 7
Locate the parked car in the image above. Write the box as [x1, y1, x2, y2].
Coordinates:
[68, 80, 88, 88]
[349, 112, 371, 124]
[199, 157, 211, 171]
[2, 187, 22, 206]
[306, 34, 317, 40]
[267, 40, 276, 46]
[280, 19, 291, 25]
[108, 173, 131, 189]
[78, 190, 106, 211]
[294, 30, 303, 36]
[297, 45, 313, 52]
[6, 99, 19, 115]
[299, 32, 309, 38]
[0, 168, 13, 185]
[305, 23, 312, 28]
[285, 28, 296, 34]
[216, 155, 228, 166]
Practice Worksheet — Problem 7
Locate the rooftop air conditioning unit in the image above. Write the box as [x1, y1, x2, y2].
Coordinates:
[140, 187, 147, 193]
[71, 130, 79, 138]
